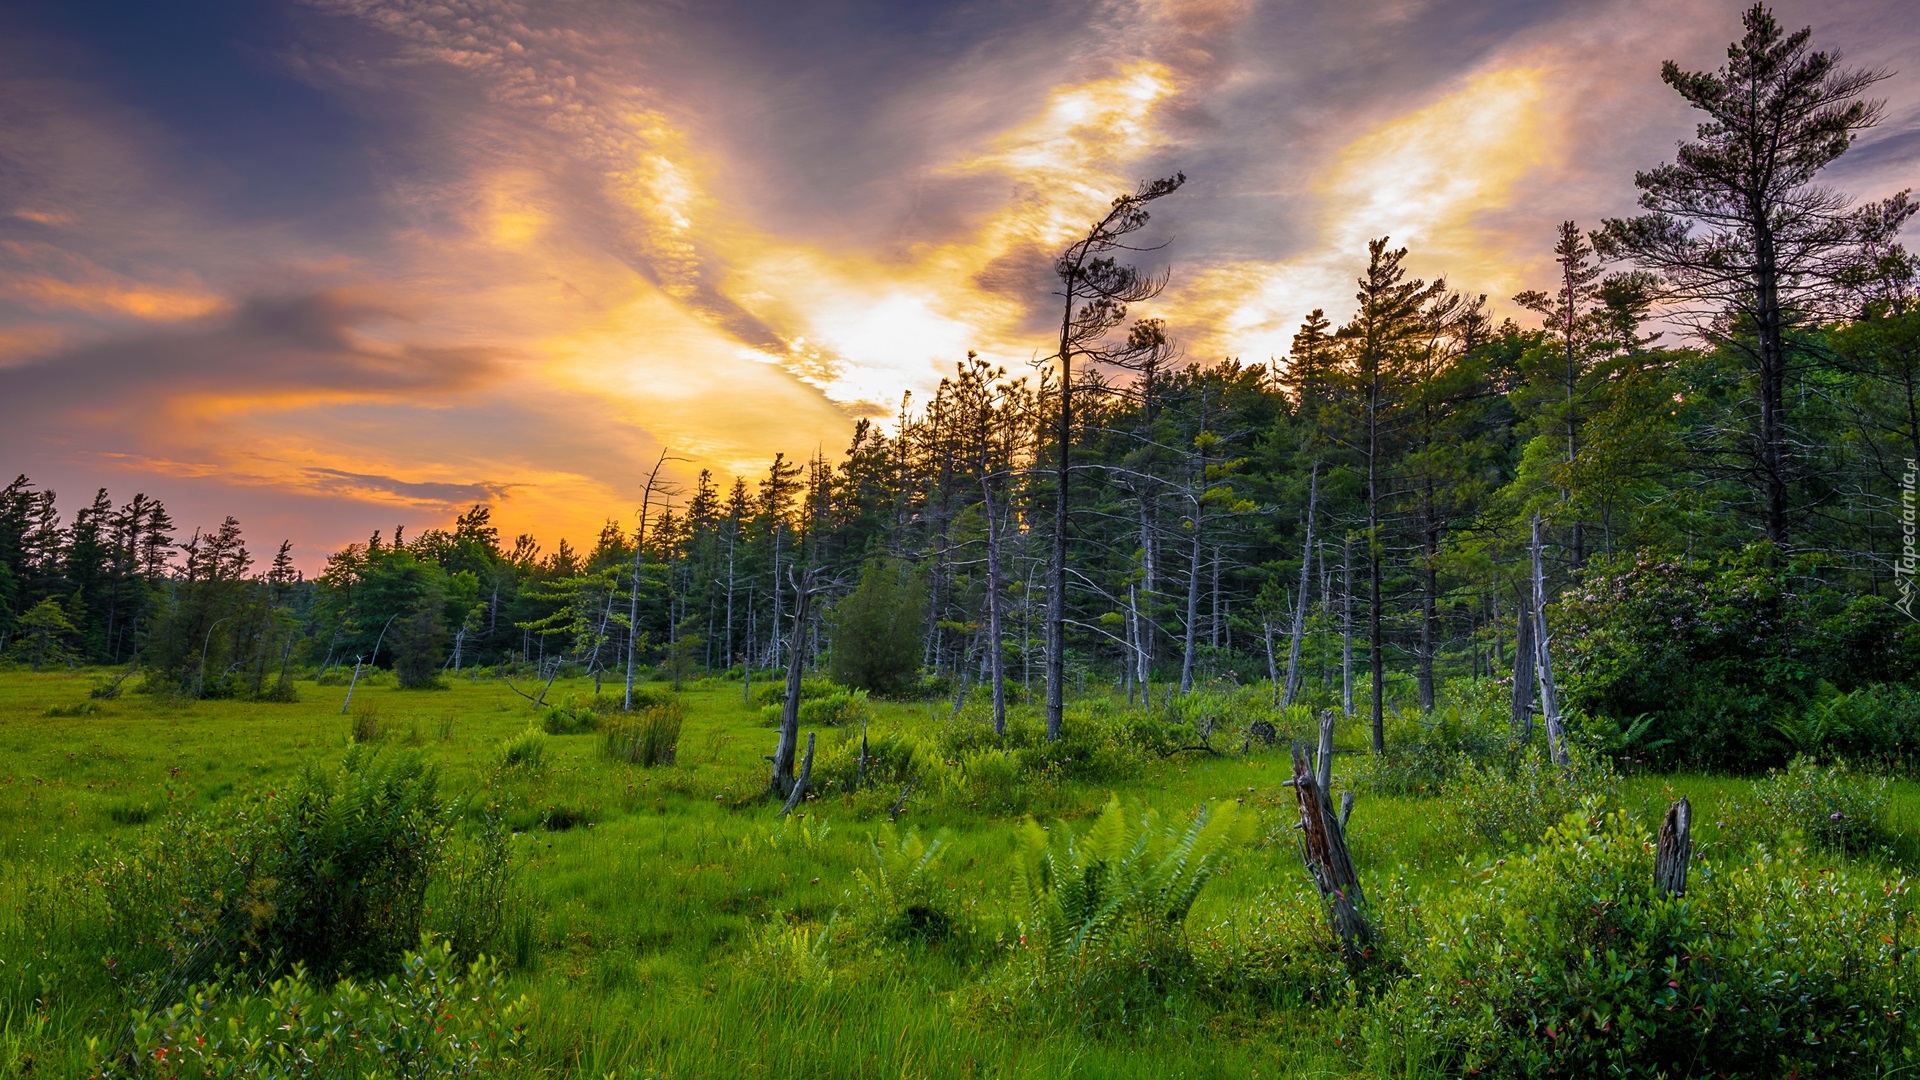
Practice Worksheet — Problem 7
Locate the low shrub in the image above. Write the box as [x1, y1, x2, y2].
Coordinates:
[754, 676, 843, 707]
[43, 700, 101, 717]
[108, 939, 525, 1079]
[1778, 683, 1920, 766]
[1442, 747, 1618, 847]
[602, 702, 684, 767]
[1356, 701, 1513, 797]
[1728, 755, 1892, 857]
[1370, 808, 1920, 1077]
[498, 727, 547, 772]
[65, 748, 452, 1008]
[540, 704, 600, 735]
[813, 727, 918, 795]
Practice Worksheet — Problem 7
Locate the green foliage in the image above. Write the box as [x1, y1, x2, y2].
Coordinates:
[826, 557, 926, 695]
[61, 749, 452, 1009]
[1356, 700, 1512, 797]
[110, 939, 525, 1079]
[429, 811, 519, 965]
[812, 726, 918, 795]
[997, 796, 1254, 1033]
[601, 702, 683, 767]
[753, 675, 843, 707]
[1011, 796, 1250, 974]
[1778, 683, 1920, 766]
[497, 727, 547, 772]
[1727, 756, 1893, 857]
[1558, 547, 1919, 771]
[852, 824, 952, 942]
[1371, 809, 1920, 1077]
[1441, 748, 1619, 847]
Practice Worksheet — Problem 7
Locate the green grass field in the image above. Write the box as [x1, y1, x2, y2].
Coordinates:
[2, 669, 1915, 1078]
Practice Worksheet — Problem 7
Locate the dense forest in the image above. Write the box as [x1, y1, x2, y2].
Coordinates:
[3, 6, 1916, 774]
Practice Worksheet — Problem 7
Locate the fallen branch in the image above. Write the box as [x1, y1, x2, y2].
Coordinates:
[887, 776, 919, 821]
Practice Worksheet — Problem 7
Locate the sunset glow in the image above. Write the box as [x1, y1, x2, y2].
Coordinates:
[2, 0, 1914, 568]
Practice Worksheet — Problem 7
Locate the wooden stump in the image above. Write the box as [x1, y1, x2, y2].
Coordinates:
[778, 731, 815, 817]
[1290, 741, 1373, 969]
[1655, 797, 1691, 896]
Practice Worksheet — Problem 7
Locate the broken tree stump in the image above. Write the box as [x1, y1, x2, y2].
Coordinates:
[777, 731, 816, 818]
[1290, 741, 1374, 970]
[1655, 797, 1692, 896]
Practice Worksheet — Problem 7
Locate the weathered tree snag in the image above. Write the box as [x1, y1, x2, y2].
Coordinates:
[1282, 463, 1319, 707]
[1655, 797, 1692, 896]
[1289, 741, 1374, 970]
[1315, 708, 1336, 795]
[768, 571, 815, 797]
[888, 776, 919, 821]
[1338, 790, 1355, 832]
[1530, 515, 1570, 766]
[777, 732, 815, 818]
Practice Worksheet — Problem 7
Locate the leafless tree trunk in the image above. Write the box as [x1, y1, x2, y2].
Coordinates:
[1289, 741, 1373, 970]
[1341, 536, 1354, 718]
[1655, 798, 1692, 896]
[769, 570, 817, 798]
[1531, 515, 1570, 765]
[1283, 463, 1319, 707]
[982, 476, 1008, 735]
[627, 450, 676, 712]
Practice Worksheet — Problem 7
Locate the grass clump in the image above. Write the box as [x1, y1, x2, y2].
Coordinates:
[602, 702, 683, 767]
[497, 727, 547, 772]
[44, 700, 102, 717]
[852, 823, 953, 943]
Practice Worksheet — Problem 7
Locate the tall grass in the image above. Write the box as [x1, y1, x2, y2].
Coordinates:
[602, 702, 683, 767]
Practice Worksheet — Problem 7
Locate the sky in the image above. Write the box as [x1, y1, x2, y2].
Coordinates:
[2, 0, 1916, 571]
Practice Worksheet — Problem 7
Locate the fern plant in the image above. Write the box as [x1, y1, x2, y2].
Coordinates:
[1012, 795, 1250, 973]
[852, 823, 949, 940]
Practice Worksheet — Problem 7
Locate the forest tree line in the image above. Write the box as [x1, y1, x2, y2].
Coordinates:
[1, 5, 1915, 772]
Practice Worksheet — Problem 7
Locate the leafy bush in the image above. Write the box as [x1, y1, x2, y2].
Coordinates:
[626, 683, 675, 709]
[1727, 755, 1892, 857]
[109, 939, 525, 1079]
[1557, 545, 1920, 771]
[602, 702, 683, 767]
[1355, 701, 1512, 797]
[1442, 748, 1618, 847]
[1370, 809, 1920, 1077]
[1778, 683, 1920, 765]
[540, 705, 599, 735]
[497, 727, 547, 772]
[753, 676, 843, 708]
[812, 727, 918, 795]
[67, 749, 452, 1007]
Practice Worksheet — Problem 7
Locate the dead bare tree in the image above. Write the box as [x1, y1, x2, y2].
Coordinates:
[1530, 515, 1570, 765]
[1288, 741, 1373, 970]
[1282, 463, 1319, 707]
[625, 450, 682, 712]
[1655, 798, 1692, 896]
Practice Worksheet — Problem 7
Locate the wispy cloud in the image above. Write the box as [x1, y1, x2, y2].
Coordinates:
[0, 0, 1914, 566]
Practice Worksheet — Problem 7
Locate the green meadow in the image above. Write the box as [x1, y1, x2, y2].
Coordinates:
[2, 669, 1916, 1078]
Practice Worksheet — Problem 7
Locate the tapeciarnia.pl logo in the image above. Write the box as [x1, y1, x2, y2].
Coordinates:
[1899, 458, 1917, 619]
